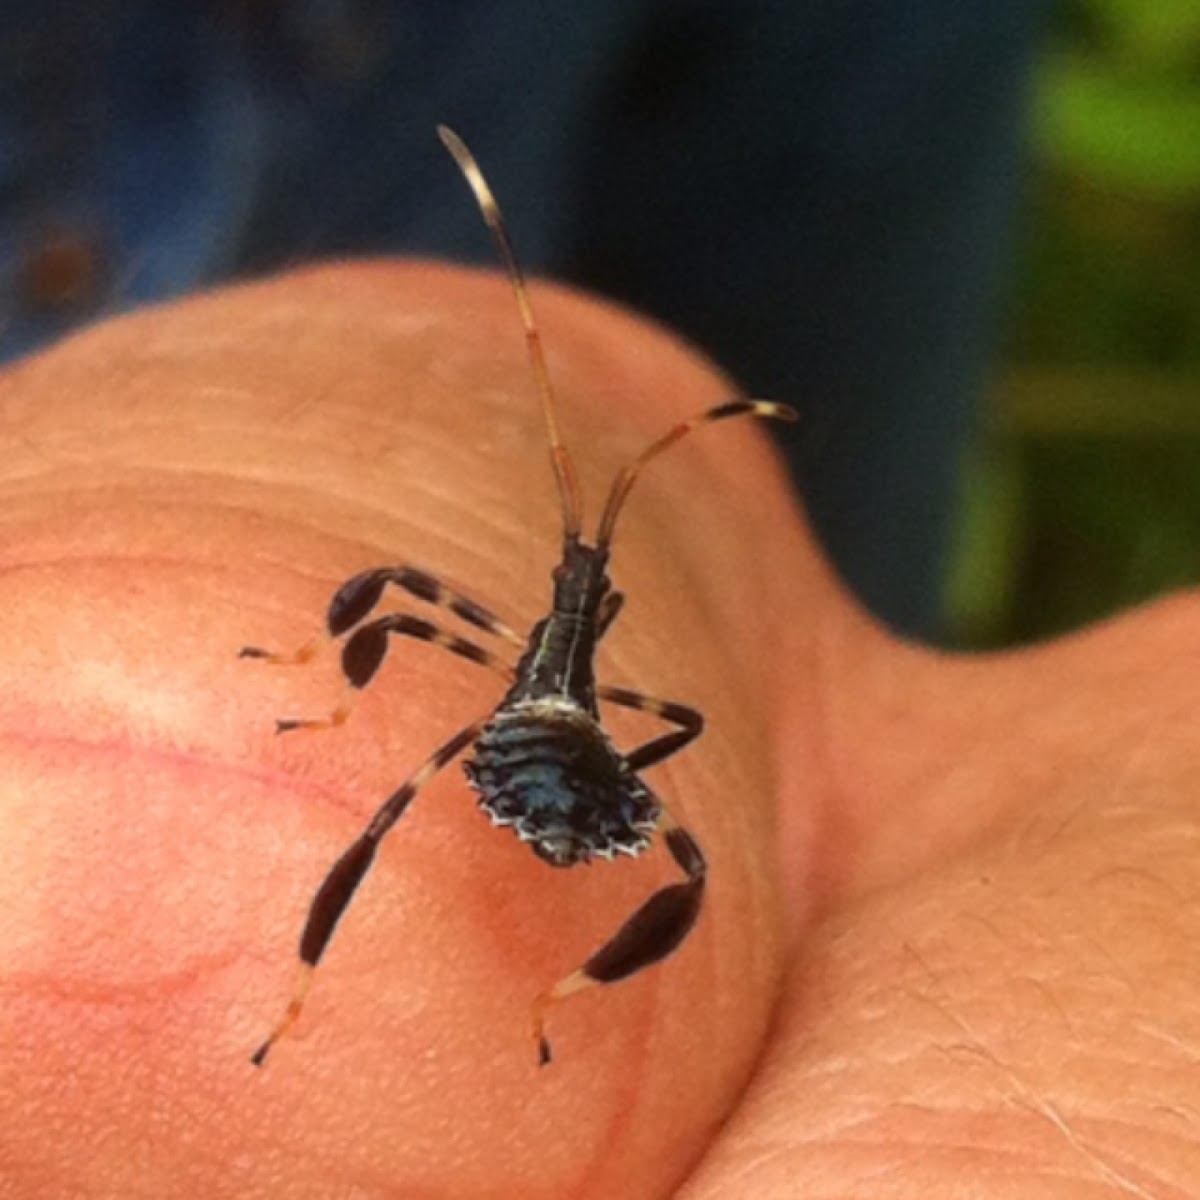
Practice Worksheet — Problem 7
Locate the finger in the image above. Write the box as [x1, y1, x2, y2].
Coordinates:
[679, 597, 1200, 1195]
[0, 262, 799, 1198]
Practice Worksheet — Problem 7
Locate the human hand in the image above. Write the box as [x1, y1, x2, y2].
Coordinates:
[1, 264, 1197, 1197]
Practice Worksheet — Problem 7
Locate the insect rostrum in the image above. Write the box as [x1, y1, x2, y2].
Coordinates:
[243, 125, 796, 1069]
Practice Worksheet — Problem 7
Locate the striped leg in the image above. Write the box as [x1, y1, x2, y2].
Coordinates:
[239, 638, 322, 666]
[240, 565, 522, 665]
[598, 685, 704, 771]
[531, 690, 704, 1064]
[595, 399, 798, 548]
[275, 615, 514, 734]
[251, 717, 488, 1067]
[596, 591, 625, 640]
[327, 565, 523, 645]
[530, 814, 706, 1066]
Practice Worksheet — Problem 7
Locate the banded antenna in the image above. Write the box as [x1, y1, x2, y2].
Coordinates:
[595, 399, 796, 549]
[438, 125, 584, 541]
[438, 126, 797, 552]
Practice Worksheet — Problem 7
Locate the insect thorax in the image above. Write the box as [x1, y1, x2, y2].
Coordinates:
[464, 697, 660, 867]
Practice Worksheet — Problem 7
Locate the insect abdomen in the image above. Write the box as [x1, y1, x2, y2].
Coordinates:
[465, 702, 659, 867]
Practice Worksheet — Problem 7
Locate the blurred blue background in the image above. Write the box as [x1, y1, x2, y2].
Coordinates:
[12, 1, 1182, 648]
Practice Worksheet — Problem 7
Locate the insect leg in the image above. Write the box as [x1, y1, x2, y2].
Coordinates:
[325, 565, 524, 645]
[595, 591, 625, 640]
[275, 615, 514, 734]
[530, 815, 706, 1067]
[239, 638, 323, 666]
[597, 686, 703, 771]
[240, 565, 522, 666]
[251, 717, 488, 1067]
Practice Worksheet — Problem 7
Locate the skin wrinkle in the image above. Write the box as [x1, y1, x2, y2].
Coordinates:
[1136, 1022, 1200, 1067]
[0, 722, 349, 817]
[900, 952, 1161, 1200]
[0, 483, 532, 635]
[8, 443, 513, 552]
[0, 720, 369, 1009]
[2, 944, 244, 1008]
[7, 403, 519, 558]
[697, 1044, 1176, 1199]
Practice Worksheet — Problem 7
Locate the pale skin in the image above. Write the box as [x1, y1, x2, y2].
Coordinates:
[0, 263, 1198, 1199]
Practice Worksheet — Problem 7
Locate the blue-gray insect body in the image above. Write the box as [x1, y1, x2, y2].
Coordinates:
[246, 125, 795, 1069]
[468, 695, 661, 867]
[466, 538, 660, 867]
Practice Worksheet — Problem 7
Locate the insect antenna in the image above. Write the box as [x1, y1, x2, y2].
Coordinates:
[437, 125, 584, 541]
[595, 399, 797, 548]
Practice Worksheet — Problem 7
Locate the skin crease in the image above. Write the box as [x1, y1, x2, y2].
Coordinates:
[0, 263, 1198, 1199]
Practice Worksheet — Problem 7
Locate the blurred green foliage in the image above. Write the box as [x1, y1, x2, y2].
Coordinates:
[944, 0, 1200, 646]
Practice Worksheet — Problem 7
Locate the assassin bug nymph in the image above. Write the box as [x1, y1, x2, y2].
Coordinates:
[243, 125, 796, 1069]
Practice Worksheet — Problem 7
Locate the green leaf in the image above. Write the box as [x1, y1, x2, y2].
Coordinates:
[1081, 0, 1200, 66]
[1037, 55, 1200, 199]
[942, 442, 1027, 647]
